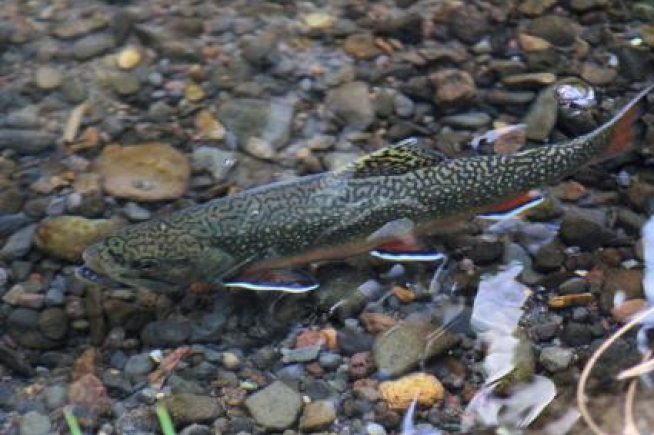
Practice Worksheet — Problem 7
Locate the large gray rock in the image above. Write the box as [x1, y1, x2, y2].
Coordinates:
[245, 381, 303, 430]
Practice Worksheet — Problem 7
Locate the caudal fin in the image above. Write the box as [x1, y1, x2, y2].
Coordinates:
[598, 83, 654, 160]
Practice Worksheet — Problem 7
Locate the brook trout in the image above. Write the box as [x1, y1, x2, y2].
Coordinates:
[77, 84, 653, 293]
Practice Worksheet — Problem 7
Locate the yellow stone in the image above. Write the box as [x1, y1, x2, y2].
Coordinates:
[34, 216, 123, 262]
[116, 47, 141, 70]
[303, 12, 335, 30]
[379, 372, 444, 410]
[185, 82, 205, 102]
[195, 109, 226, 140]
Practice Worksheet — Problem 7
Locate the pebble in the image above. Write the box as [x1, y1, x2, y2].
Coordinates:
[373, 320, 459, 377]
[0, 224, 37, 260]
[245, 381, 303, 430]
[379, 372, 444, 410]
[561, 322, 593, 346]
[191, 147, 236, 181]
[122, 202, 151, 221]
[441, 112, 491, 129]
[43, 384, 68, 410]
[218, 99, 294, 148]
[581, 62, 618, 86]
[366, 422, 388, 435]
[117, 46, 141, 69]
[98, 143, 190, 202]
[124, 353, 155, 383]
[525, 15, 579, 47]
[343, 33, 381, 59]
[429, 69, 477, 106]
[299, 400, 337, 431]
[539, 346, 574, 372]
[559, 210, 617, 251]
[326, 81, 376, 129]
[34, 66, 63, 90]
[72, 32, 117, 60]
[108, 72, 141, 96]
[60, 79, 88, 104]
[19, 411, 51, 435]
[221, 352, 241, 370]
[503, 72, 557, 88]
[0, 130, 57, 154]
[141, 319, 191, 346]
[245, 137, 276, 160]
[33, 216, 122, 262]
[37, 307, 68, 340]
[164, 393, 223, 425]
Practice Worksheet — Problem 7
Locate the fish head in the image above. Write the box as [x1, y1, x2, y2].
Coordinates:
[76, 218, 236, 292]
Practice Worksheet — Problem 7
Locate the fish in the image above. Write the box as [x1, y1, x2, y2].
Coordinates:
[76, 84, 654, 293]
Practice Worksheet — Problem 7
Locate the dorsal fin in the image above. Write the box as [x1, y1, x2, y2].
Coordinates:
[337, 138, 447, 178]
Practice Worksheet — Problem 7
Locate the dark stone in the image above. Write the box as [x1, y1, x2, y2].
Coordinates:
[0, 130, 56, 154]
[141, 318, 192, 346]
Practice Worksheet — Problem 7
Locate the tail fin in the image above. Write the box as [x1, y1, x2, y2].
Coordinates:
[597, 83, 654, 160]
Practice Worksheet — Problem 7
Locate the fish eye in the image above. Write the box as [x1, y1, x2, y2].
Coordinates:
[133, 258, 161, 271]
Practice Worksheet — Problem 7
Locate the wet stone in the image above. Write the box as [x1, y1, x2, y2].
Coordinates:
[43, 384, 68, 410]
[299, 400, 337, 431]
[141, 319, 192, 346]
[429, 69, 477, 107]
[440, 112, 491, 129]
[326, 81, 375, 129]
[539, 346, 574, 372]
[559, 210, 616, 251]
[245, 381, 303, 430]
[0, 130, 57, 154]
[561, 322, 593, 346]
[449, 4, 489, 44]
[0, 224, 37, 260]
[34, 66, 63, 90]
[19, 411, 51, 435]
[525, 15, 579, 47]
[218, 99, 294, 148]
[60, 79, 88, 104]
[72, 32, 117, 60]
[37, 308, 68, 341]
[124, 353, 155, 383]
[108, 72, 141, 96]
[164, 393, 222, 426]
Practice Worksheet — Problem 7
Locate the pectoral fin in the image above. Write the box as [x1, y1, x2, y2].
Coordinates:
[370, 239, 445, 262]
[477, 190, 544, 221]
[222, 268, 319, 293]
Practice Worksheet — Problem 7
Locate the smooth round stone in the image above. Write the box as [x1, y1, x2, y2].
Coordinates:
[19, 411, 51, 435]
[109, 72, 141, 96]
[441, 112, 491, 129]
[122, 202, 152, 221]
[60, 79, 88, 104]
[34, 66, 63, 90]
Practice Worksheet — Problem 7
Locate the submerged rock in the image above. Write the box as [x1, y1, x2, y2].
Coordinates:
[373, 319, 459, 377]
[33, 216, 122, 262]
[245, 381, 303, 430]
[97, 142, 190, 202]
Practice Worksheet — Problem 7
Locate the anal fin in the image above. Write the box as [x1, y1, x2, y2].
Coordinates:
[477, 190, 544, 221]
[223, 268, 319, 293]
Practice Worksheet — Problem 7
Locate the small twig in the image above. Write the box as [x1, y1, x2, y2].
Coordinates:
[577, 305, 654, 435]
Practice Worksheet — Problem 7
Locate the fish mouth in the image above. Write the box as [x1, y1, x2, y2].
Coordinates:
[75, 265, 124, 288]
